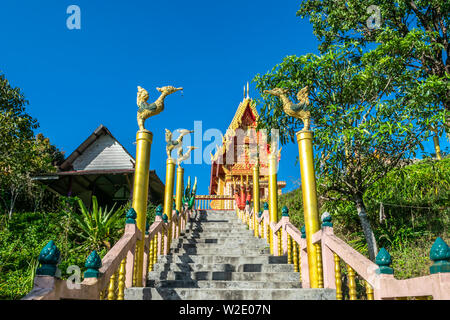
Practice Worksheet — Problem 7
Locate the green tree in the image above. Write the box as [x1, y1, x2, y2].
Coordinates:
[0, 73, 36, 218]
[0, 73, 62, 218]
[253, 44, 431, 260]
[297, 0, 449, 139]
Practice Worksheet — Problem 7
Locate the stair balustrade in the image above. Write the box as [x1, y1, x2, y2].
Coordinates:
[237, 201, 450, 300]
[195, 195, 235, 211]
[22, 203, 197, 300]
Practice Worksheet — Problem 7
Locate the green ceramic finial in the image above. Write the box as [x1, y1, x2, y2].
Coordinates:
[36, 240, 61, 276]
[184, 176, 191, 199]
[301, 225, 306, 239]
[321, 211, 333, 228]
[375, 248, 394, 274]
[155, 205, 163, 216]
[263, 202, 269, 210]
[145, 221, 150, 235]
[429, 237, 450, 274]
[162, 214, 168, 223]
[176, 209, 180, 217]
[125, 208, 137, 224]
[282, 206, 289, 217]
[246, 200, 250, 205]
[188, 193, 196, 210]
[84, 250, 102, 278]
[258, 209, 263, 218]
[191, 177, 197, 197]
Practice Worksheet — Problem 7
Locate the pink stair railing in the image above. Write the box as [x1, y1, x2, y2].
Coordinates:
[238, 201, 450, 300]
[22, 204, 196, 300]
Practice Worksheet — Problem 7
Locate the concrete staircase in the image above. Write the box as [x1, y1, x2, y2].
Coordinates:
[125, 210, 336, 300]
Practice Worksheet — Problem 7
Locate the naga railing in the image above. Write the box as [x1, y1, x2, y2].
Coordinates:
[23, 205, 196, 300]
[237, 202, 450, 300]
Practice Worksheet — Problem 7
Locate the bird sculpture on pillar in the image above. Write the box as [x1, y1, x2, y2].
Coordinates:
[176, 145, 198, 166]
[165, 129, 193, 159]
[264, 86, 311, 131]
[136, 85, 183, 131]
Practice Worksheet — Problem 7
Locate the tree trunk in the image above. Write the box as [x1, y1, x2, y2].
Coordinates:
[446, 115, 450, 143]
[8, 185, 20, 220]
[354, 196, 378, 261]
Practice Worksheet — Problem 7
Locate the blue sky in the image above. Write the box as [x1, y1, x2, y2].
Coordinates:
[1, 1, 448, 195]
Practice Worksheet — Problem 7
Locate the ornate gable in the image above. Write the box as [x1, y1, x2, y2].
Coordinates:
[227, 98, 259, 133]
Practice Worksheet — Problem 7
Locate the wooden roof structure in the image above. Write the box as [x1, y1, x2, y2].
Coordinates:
[33, 125, 164, 208]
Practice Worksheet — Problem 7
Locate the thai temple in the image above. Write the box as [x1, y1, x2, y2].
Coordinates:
[208, 84, 286, 210]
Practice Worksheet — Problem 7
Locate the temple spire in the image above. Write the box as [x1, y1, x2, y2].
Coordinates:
[247, 82, 250, 99]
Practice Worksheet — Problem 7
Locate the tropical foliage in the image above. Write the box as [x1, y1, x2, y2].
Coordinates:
[72, 196, 126, 251]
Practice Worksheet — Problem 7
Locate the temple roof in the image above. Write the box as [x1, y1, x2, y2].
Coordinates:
[226, 97, 259, 133]
[208, 92, 286, 195]
[211, 97, 259, 163]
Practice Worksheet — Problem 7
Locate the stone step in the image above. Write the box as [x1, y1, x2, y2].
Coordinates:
[148, 271, 300, 282]
[183, 225, 249, 232]
[146, 280, 302, 289]
[157, 255, 287, 265]
[186, 226, 248, 231]
[187, 221, 246, 225]
[125, 209, 325, 301]
[177, 234, 259, 241]
[169, 243, 269, 250]
[125, 287, 336, 300]
[180, 230, 258, 236]
[194, 216, 241, 221]
[169, 247, 270, 255]
[181, 230, 256, 237]
[152, 262, 295, 273]
[187, 218, 244, 222]
[183, 229, 250, 234]
[171, 238, 268, 246]
[174, 237, 267, 243]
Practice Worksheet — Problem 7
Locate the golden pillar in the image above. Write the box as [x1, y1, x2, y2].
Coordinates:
[296, 130, 322, 288]
[175, 165, 184, 212]
[175, 165, 183, 239]
[164, 157, 176, 219]
[131, 130, 152, 287]
[268, 151, 279, 254]
[164, 157, 175, 250]
[253, 162, 260, 238]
